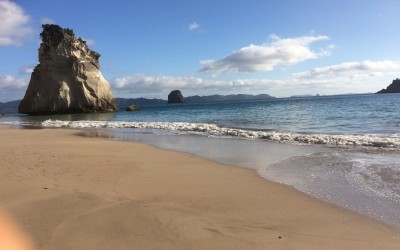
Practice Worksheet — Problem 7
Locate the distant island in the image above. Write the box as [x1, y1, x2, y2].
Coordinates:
[0, 100, 21, 113]
[115, 93, 275, 109]
[115, 94, 275, 109]
[376, 78, 400, 94]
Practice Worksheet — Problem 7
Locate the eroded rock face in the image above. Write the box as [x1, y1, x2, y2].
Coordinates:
[18, 24, 118, 115]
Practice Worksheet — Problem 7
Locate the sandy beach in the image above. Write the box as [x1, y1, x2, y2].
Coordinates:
[0, 126, 399, 250]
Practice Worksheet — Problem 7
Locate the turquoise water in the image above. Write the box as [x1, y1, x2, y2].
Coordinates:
[1, 93, 400, 227]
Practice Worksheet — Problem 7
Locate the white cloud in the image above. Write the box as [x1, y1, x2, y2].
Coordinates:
[188, 22, 200, 31]
[19, 66, 34, 75]
[110, 59, 399, 98]
[41, 17, 55, 25]
[113, 75, 214, 94]
[0, 75, 28, 91]
[0, 75, 29, 101]
[0, 0, 33, 46]
[111, 75, 283, 98]
[289, 60, 400, 94]
[200, 34, 332, 74]
[84, 38, 96, 46]
[292, 60, 400, 79]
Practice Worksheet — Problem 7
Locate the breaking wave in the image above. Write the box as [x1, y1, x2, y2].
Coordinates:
[42, 119, 400, 149]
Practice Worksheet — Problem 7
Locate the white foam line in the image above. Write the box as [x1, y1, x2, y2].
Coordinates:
[41, 119, 400, 149]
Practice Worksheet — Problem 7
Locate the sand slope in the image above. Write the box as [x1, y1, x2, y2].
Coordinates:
[0, 126, 399, 249]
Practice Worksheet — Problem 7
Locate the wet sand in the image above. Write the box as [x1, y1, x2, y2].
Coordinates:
[0, 126, 399, 249]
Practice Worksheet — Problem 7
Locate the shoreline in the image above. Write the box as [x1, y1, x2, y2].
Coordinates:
[0, 126, 399, 249]
[82, 127, 400, 228]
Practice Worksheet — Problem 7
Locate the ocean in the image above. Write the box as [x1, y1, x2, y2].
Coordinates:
[1, 93, 400, 227]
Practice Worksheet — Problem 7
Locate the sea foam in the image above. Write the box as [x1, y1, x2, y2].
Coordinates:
[41, 119, 400, 149]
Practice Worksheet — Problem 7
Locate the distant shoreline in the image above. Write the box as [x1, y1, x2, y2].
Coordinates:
[0, 92, 383, 112]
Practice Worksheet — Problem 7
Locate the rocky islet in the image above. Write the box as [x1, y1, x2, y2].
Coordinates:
[168, 90, 185, 103]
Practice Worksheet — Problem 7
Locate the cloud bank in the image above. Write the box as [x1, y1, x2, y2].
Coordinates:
[111, 75, 283, 98]
[293, 60, 400, 79]
[111, 60, 399, 98]
[0, 75, 27, 91]
[0, 75, 28, 101]
[200, 34, 332, 74]
[0, 0, 32, 46]
[288, 60, 400, 93]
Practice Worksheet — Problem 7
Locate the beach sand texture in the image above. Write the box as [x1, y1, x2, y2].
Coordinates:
[0, 126, 399, 250]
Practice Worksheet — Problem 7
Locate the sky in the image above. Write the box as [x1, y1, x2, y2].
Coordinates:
[0, 0, 399, 101]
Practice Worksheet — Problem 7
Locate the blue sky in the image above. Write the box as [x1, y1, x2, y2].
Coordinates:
[0, 0, 399, 101]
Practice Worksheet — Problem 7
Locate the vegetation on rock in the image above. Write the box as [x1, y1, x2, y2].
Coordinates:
[40, 24, 75, 46]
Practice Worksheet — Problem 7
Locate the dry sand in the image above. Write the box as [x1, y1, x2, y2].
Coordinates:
[0, 126, 399, 249]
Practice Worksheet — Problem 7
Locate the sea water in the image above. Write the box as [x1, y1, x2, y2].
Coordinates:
[1, 93, 400, 226]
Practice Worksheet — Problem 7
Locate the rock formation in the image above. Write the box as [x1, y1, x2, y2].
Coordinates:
[168, 90, 184, 103]
[377, 78, 400, 94]
[126, 105, 141, 111]
[18, 24, 118, 115]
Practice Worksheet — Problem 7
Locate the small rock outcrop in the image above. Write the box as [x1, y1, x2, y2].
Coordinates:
[168, 90, 184, 103]
[377, 78, 400, 94]
[126, 105, 141, 111]
[18, 24, 118, 115]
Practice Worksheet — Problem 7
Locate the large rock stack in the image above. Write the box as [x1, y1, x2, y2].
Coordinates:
[18, 24, 118, 115]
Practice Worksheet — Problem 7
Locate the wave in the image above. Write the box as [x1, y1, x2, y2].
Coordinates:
[41, 119, 400, 149]
[257, 151, 400, 227]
